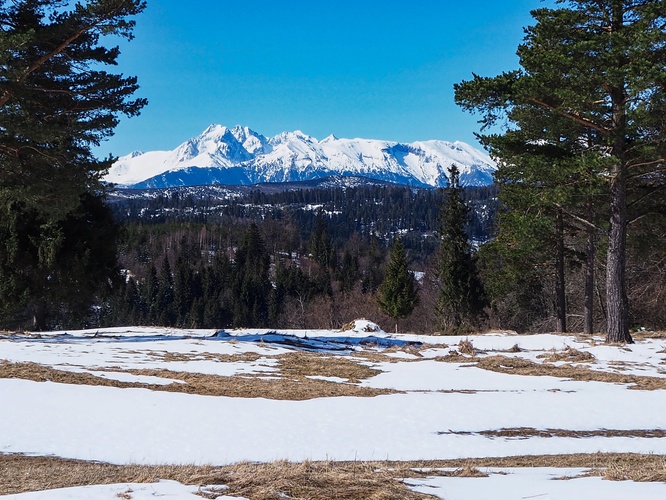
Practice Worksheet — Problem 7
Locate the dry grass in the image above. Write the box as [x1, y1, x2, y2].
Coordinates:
[145, 350, 264, 364]
[0, 360, 396, 400]
[3, 453, 666, 497]
[0, 455, 436, 499]
[631, 330, 666, 341]
[441, 427, 666, 439]
[469, 355, 666, 390]
[458, 339, 476, 356]
[537, 347, 596, 363]
[277, 351, 382, 382]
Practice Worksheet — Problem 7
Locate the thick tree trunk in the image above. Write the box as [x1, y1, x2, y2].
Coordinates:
[604, 0, 633, 344]
[555, 209, 567, 333]
[584, 226, 595, 336]
[606, 163, 632, 343]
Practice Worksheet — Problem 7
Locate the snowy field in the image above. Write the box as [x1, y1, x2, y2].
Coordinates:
[2, 320, 666, 498]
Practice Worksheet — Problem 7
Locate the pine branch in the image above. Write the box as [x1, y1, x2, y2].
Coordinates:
[0, 3, 129, 108]
[526, 97, 611, 134]
[553, 203, 602, 231]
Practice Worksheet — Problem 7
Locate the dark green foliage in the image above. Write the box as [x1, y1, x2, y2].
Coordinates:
[476, 240, 550, 333]
[436, 166, 488, 333]
[339, 250, 360, 294]
[0, 0, 146, 330]
[0, 0, 147, 216]
[101, 178, 666, 334]
[231, 223, 272, 327]
[101, 185, 498, 332]
[455, 0, 666, 342]
[110, 183, 499, 264]
[0, 193, 120, 330]
[376, 239, 419, 328]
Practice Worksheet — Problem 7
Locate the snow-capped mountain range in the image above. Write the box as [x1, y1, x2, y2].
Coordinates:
[105, 124, 496, 189]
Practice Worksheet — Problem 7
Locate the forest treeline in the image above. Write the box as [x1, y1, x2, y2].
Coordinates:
[98, 180, 665, 335]
[102, 183, 496, 333]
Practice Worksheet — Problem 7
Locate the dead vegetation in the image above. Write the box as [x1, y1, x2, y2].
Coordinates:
[458, 339, 476, 356]
[277, 351, 382, 382]
[537, 346, 596, 363]
[0, 360, 396, 401]
[464, 355, 666, 390]
[631, 330, 666, 341]
[144, 350, 264, 364]
[0, 455, 435, 499]
[441, 427, 666, 439]
[2, 453, 666, 497]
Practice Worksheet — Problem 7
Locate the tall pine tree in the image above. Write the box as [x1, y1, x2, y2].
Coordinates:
[455, 0, 666, 343]
[0, 0, 146, 329]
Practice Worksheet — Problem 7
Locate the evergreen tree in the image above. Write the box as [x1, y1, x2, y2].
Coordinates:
[376, 239, 419, 333]
[339, 250, 359, 293]
[0, 0, 146, 329]
[455, 0, 666, 343]
[0, 192, 120, 330]
[436, 166, 487, 333]
[309, 210, 333, 268]
[144, 263, 159, 324]
[231, 223, 272, 327]
[156, 257, 175, 326]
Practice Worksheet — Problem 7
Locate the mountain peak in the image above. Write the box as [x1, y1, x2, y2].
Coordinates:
[201, 123, 227, 137]
[106, 125, 496, 189]
[321, 133, 338, 143]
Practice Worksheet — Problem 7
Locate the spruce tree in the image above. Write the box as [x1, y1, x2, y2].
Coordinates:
[436, 166, 487, 333]
[231, 223, 272, 327]
[376, 239, 419, 333]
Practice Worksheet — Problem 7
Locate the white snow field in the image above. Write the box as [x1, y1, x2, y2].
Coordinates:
[1, 320, 666, 498]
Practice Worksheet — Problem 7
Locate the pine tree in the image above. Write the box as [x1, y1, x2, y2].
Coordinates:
[455, 1, 666, 343]
[0, 1, 146, 330]
[376, 239, 419, 333]
[436, 166, 487, 333]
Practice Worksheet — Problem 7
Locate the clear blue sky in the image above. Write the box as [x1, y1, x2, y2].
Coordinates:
[96, 0, 555, 158]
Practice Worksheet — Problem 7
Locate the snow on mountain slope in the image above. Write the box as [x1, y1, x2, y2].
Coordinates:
[105, 125, 496, 189]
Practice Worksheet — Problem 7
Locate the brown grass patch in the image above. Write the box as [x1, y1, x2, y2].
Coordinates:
[0, 455, 437, 499]
[353, 348, 427, 365]
[632, 330, 666, 340]
[441, 427, 666, 439]
[458, 339, 476, 356]
[277, 351, 382, 382]
[3, 453, 666, 497]
[537, 347, 596, 363]
[0, 361, 396, 400]
[145, 350, 264, 364]
[472, 355, 666, 390]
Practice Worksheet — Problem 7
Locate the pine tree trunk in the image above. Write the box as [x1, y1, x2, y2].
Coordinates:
[605, 4, 633, 344]
[555, 209, 567, 333]
[584, 226, 595, 336]
[605, 162, 632, 343]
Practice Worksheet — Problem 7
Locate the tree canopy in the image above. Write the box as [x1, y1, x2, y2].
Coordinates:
[0, 0, 146, 329]
[455, 0, 666, 342]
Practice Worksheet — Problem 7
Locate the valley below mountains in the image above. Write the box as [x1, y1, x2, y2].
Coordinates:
[105, 124, 496, 189]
